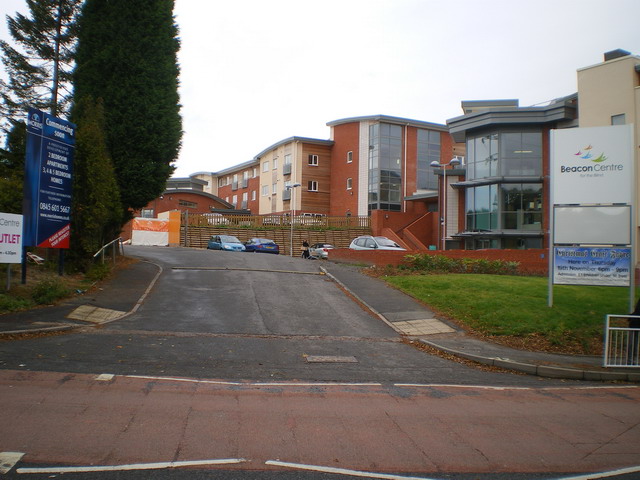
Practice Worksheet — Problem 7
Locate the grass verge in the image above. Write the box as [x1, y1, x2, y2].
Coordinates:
[384, 273, 637, 355]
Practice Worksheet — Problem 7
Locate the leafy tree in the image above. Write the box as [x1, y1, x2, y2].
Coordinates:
[69, 96, 122, 268]
[73, 0, 182, 219]
[0, 0, 82, 131]
[0, 120, 26, 213]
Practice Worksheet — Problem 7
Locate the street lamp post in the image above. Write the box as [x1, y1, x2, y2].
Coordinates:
[430, 158, 461, 250]
[286, 183, 301, 256]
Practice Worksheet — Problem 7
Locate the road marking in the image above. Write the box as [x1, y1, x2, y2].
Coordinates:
[0, 452, 24, 474]
[17, 458, 246, 474]
[265, 460, 436, 479]
[306, 355, 358, 363]
[173, 266, 324, 275]
[553, 465, 640, 480]
[121, 374, 638, 391]
[125, 375, 381, 387]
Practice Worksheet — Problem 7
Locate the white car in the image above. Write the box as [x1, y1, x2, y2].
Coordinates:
[309, 243, 334, 259]
[349, 236, 406, 251]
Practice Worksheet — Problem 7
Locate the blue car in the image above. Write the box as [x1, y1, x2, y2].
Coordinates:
[244, 237, 279, 254]
[207, 235, 246, 252]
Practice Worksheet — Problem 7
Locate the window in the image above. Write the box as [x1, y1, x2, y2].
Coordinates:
[178, 200, 197, 208]
[308, 154, 319, 166]
[218, 177, 225, 187]
[251, 190, 256, 201]
[141, 208, 154, 218]
[273, 158, 278, 170]
[417, 129, 441, 190]
[611, 114, 626, 125]
[346, 177, 352, 190]
[347, 151, 353, 163]
[466, 130, 541, 180]
[284, 154, 291, 165]
[308, 180, 318, 192]
[368, 122, 403, 211]
[232, 195, 237, 207]
[253, 167, 258, 178]
[262, 161, 269, 172]
[272, 183, 277, 194]
[261, 185, 268, 196]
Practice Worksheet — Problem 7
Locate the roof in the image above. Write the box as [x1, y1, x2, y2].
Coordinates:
[447, 94, 578, 142]
[161, 189, 233, 209]
[253, 136, 334, 160]
[327, 114, 448, 131]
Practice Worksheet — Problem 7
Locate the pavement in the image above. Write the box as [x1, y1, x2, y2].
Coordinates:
[1, 255, 639, 383]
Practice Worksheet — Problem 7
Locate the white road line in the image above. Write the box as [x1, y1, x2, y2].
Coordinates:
[265, 460, 437, 480]
[554, 465, 640, 480]
[125, 375, 381, 387]
[16, 458, 246, 474]
[121, 374, 638, 391]
[0, 452, 24, 474]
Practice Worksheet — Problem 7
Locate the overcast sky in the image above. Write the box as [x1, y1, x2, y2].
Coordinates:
[2, 0, 640, 177]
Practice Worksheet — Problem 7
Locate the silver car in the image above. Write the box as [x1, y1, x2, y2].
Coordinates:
[309, 243, 334, 259]
[349, 236, 406, 251]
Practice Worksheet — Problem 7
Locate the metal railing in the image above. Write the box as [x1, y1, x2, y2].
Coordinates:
[93, 237, 124, 264]
[604, 314, 640, 367]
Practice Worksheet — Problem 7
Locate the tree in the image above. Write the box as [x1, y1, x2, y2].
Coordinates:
[73, 0, 182, 219]
[0, 0, 82, 131]
[69, 96, 122, 268]
[0, 120, 26, 214]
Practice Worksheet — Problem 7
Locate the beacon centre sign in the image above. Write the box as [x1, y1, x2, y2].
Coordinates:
[550, 124, 634, 290]
[23, 108, 76, 249]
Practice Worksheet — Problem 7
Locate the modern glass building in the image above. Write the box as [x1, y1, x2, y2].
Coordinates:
[447, 97, 578, 249]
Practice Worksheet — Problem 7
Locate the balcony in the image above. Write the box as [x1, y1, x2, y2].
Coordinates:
[283, 163, 292, 175]
[282, 189, 291, 201]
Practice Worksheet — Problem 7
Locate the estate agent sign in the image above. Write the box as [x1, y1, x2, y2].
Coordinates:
[23, 108, 76, 249]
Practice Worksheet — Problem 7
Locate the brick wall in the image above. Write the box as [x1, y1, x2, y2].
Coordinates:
[328, 248, 549, 275]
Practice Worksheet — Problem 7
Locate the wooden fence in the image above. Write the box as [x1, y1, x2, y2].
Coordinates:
[180, 213, 371, 255]
[182, 212, 370, 229]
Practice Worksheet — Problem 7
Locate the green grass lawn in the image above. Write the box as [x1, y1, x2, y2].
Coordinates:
[384, 273, 637, 353]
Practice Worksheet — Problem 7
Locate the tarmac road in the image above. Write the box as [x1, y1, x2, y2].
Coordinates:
[0, 246, 639, 479]
[0, 246, 584, 385]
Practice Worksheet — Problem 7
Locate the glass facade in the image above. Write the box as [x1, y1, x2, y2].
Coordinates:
[463, 129, 543, 249]
[368, 123, 403, 211]
[416, 129, 441, 190]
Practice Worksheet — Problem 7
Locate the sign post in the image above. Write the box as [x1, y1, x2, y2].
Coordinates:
[549, 124, 635, 309]
[22, 108, 75, 280]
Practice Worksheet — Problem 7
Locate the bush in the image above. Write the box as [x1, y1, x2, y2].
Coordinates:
[0, 294, 34, 312]
[403, 254, 519, 275]
[85, 262, 112, 282]
[30, 277, 71, 305]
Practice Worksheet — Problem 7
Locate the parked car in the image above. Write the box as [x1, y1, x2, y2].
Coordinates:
[309, 242, 334, 259]
[244, 237, 280, 254]
[207, 235, 245, 251]
[349, 235, 406, 251]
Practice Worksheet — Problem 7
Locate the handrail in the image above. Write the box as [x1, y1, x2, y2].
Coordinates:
[93, 237, 124, 263]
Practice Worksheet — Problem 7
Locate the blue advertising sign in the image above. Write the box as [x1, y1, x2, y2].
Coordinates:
[553, 247, 631, 287]
[23, 108, 75, 248]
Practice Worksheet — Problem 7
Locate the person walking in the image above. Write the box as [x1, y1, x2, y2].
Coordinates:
[301, 240, 310, 259]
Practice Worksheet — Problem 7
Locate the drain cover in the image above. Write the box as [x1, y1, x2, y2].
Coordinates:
[305, 355, 358, 363]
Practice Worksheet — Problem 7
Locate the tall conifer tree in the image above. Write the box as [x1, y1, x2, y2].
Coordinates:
[0, 0, 81, 130]
[70, 96, 122, 267]
[73, 0, 182, 216]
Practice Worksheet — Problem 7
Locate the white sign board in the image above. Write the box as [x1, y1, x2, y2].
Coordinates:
[0, 212, 23, 263]
[551, 124, 633, 205]
[553, 205, 631, 245]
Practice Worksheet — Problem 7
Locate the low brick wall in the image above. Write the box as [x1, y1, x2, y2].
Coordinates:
[328, 248, 549, 275]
